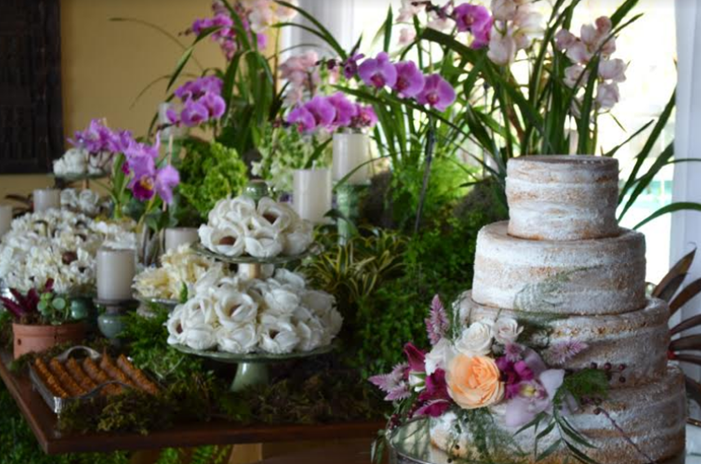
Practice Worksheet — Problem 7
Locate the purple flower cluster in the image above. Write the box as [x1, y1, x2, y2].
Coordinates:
[167, 76, 226, 128]
[287, 92, 377, 133]
[123, 134, 180, 205]
[355, 52, 456, 112]
[452, 3, 492, 48]
[426, 294, 449, 346]
[189, 2, 266, 60]
[69, 119, 133, 155]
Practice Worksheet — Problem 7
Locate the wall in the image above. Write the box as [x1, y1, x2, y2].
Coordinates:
[0, 0, 225, 201]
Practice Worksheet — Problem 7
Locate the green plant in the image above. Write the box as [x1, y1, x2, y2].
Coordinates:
[177, 139, 249, 219]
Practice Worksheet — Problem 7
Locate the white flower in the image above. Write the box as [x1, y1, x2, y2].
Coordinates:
[274, 0, 298, 21]
[208, 196, 256, 228]
[53, 148, 88, 175]
[255, 197, 295, 232]
[199, 224, 246, 257]
[78, 189, 101, 216]
[455, 320, 494, 356]
[512, 7, 544, 50]
[216, 324, 258, 354]
[258, 320, 300, 354]
[294, 316, 325, 351]
[248, 1, 275, 33]
[408, 372, 425, 392]
[599, 58, 627, 83]
[214, 291, 258, 327]
[282, 220, 313, 256]
[182, 325, 217, 351]
[488, 27, 517, 66]
[263, 287, 300, 316]
[271, 268, 306, 291]
[596, 82, 620, 109]
[494, 317, 523, 345]
[301, 290, 334, 315]
[244, 226, 283, 258]
[398, 27, 416, 46]
[167, 306, 187, 345]
[564, 64, 587, 88]
[425, 338, 454, 376]
[491, 0, 518, 22]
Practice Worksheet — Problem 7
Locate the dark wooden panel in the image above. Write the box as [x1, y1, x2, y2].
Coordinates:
[0, 352, 382, 455]
[0, 0, 63, 174]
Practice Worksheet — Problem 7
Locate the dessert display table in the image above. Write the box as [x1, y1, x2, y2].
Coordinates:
[0, 351, 382, 455]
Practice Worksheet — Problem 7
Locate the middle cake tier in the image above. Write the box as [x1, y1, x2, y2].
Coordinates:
[472, 221, 646, 315]
[459, 291, 670, 388]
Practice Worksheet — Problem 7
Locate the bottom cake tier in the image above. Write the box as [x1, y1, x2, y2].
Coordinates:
[429, 366, 687, 464]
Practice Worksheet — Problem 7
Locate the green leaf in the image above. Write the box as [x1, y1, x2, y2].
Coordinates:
[610, 0, 640, 27]
[383, 6, 393, 53]
[576, 56, 599, 154]
[634, 202, 701, 230]
[564, 441, 600, 464]
[603, 119, 653, 158]
[52, 298, 67, 311]
[618, 141, 673, 219]
[537, 438, 563, 461]
[166, 26, 221, 92]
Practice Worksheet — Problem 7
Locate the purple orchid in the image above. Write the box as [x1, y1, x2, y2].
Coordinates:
[417, 74, 456, 111]
[453, 3, 492, 37]
[287, 105, 317, 133]
[190, 12, 237, 59]
[304, 95, 337, 129]
[342, 52, 365, 79]
[123, 133, 180, 204]
[169, 76, 226, 128]
[393, 61, 426, 99]
[501, 348, 569, 428]
[327, 92, 358, 128]
[69, 119, 118, 154]
[369, 363, 412, 401]
[181, 100, 210, 127]
[358, 52, 398, 89]
[352, 104, 378, 128]
[425, 294, 449, 346]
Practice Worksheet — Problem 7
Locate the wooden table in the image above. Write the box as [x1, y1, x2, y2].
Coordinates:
[0, 352, 383, 455]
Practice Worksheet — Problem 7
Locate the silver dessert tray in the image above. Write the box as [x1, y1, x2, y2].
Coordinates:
[193, 242, 322, 265]
[29, 346, 149, 415]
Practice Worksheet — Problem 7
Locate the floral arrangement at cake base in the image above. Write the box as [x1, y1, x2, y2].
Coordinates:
[1, 280, 87, 359]
[369, 295, 667, 464]
[166, 269, 342, 355]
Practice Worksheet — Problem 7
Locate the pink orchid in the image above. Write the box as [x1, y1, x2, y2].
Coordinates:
[287, 105, 317, 133]
[488, 27, 517, 66]
[596, 82, 620, 109]
[417, 74, 456, 111]
[398, 27, 416, 47]
[327, 92, 357, 128]
[393, 61, 426, 99]
[453, 3, 492, 35]
[599, 58, 627, 83]
[358, 52, 398, 89]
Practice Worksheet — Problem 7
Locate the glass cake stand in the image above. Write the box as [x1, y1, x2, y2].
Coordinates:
[171, 343, 335, 392]
[388, 418, 695, 464]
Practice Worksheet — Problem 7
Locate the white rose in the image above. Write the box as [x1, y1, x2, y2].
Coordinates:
[194, 266, 228, 295]
[216, 324, 258, 354]
[166, 306, 187, 345]
[244, 226, 283, 258]
[494, 317, 523, 345]
[214, 291, 258, 327]
[78, 189, 100, 216]
[199, 224, 246, 257]
[425, 338, 454, 376]
[258, 320, 300, 354]
[455, 320, 494, 356]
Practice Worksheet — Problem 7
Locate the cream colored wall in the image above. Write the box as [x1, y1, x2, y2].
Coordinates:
[0, 0, 225, 201]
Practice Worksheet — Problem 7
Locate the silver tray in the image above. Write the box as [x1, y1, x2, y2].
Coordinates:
[29, 346, 141, 415]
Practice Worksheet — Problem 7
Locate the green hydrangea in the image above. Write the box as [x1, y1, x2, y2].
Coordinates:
[178, 140, 248, 218]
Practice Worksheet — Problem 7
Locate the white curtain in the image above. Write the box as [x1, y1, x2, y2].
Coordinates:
[672, 0, 701, 317]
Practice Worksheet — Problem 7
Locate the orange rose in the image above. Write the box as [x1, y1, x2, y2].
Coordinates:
[447, 354, 504, 409]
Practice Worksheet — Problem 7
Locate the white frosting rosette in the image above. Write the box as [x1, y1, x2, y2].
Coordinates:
[200, 196, 313, 259]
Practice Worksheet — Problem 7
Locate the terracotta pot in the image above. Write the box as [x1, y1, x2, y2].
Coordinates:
[12, 322, 86, 360]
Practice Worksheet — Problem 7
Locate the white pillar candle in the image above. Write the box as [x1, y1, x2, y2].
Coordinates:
[165, 227, 199, 252]
[97, 247, 136, 301]
[293, 168, 332, 224]
[332, 132, 371, 185]
[0, 205, 12, 238]
[33, 189, 61, 213]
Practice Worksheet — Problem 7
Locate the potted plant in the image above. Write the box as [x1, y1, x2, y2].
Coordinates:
[1, 280, 87, 359]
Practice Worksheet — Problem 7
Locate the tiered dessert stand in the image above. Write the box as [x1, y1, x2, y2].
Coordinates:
[170, 181, 332, 392]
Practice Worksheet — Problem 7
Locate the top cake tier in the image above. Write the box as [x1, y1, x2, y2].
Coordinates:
[506, 155, 619, 241]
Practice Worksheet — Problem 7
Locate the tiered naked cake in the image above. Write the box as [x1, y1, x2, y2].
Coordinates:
[431, 156, 687, 463]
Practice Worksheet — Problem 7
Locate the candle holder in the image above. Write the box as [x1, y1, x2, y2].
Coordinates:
[94, 298, 139, 346]
[335, 182, 370, 245]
